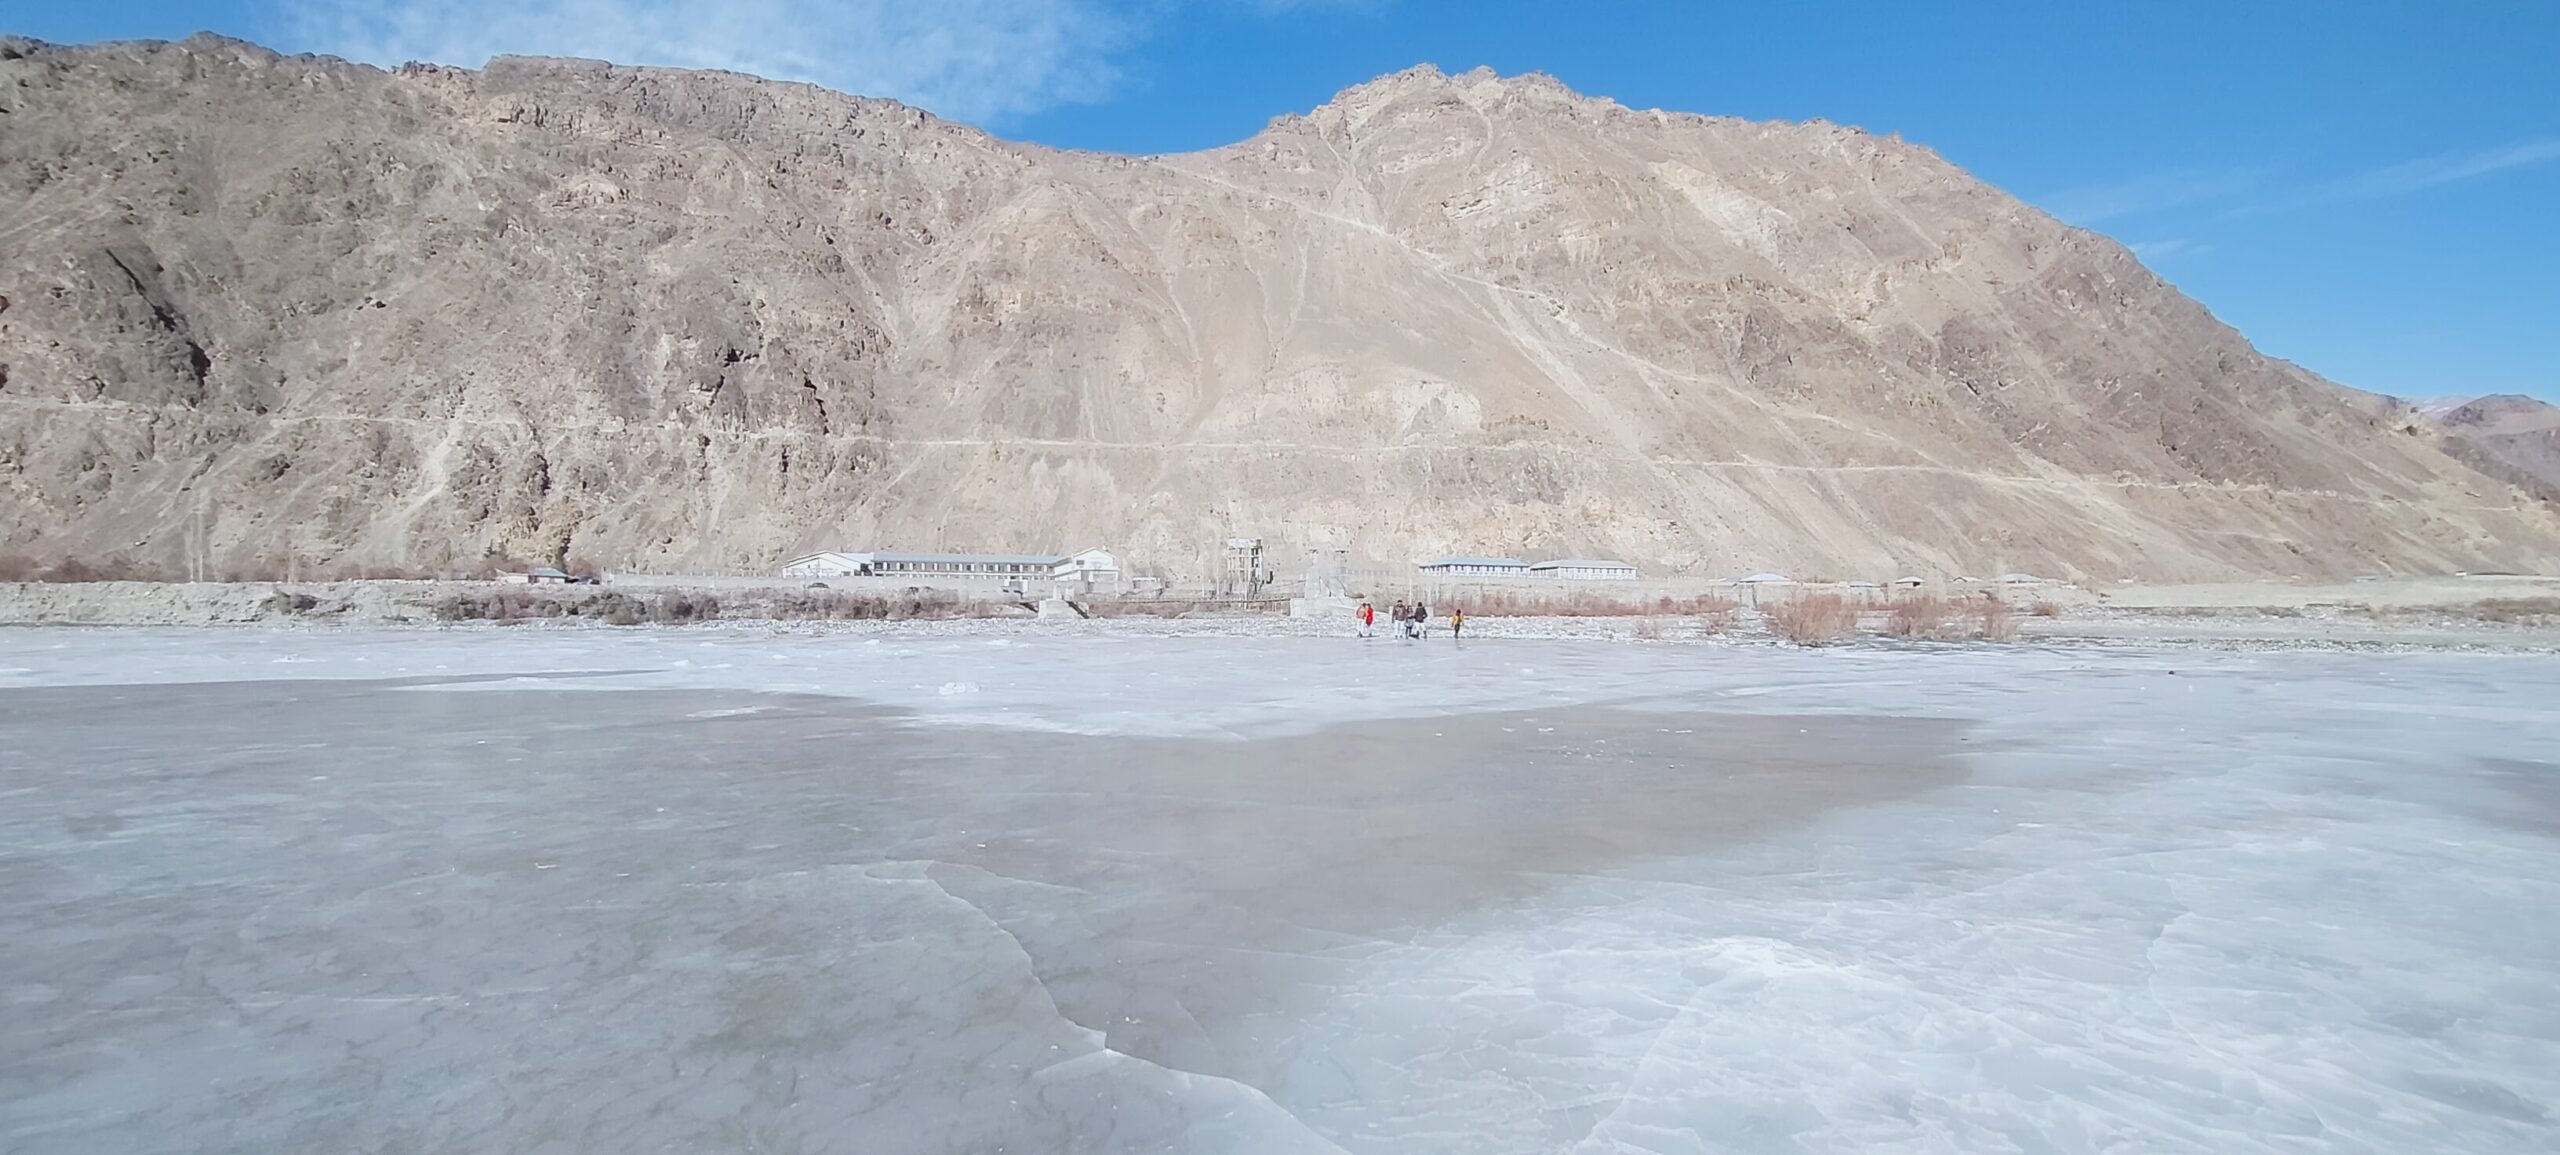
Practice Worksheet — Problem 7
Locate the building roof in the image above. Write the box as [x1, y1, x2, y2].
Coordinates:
[523, 566, 571, 578]
[1420, 556, 1530, 568]
[869, 552, 1066, 565]
[1734, 572, 1792, 583]
[1533, 558, 1637, 570]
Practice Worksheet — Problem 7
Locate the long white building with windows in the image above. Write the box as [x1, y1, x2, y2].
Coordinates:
[1416, 555, 1639, 581]
[1417, 557, 1532, 577]
[779, 548, 1121, 590]
[1529, 558, 1638, 581]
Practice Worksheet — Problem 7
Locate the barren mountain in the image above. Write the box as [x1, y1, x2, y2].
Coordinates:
[2435, 394, 2560, 502]
[4, 34, 2556, 581]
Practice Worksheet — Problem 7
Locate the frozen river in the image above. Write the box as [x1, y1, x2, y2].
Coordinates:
[3, 627, 2557, 1153]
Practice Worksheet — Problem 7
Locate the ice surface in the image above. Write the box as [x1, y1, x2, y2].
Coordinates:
[2, 627, 2556, 1153]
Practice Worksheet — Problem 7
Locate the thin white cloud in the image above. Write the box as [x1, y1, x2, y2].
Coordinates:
[275, 0, 1134, 125]
[2126, 238, 2210, 260]
[2034, 166, 2269, 226]
[2048, 137, 2560, 228]
[2331, 137, 2560, 201]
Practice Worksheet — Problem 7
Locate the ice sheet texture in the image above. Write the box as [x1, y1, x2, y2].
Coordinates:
[1, 628, 2555, 1154]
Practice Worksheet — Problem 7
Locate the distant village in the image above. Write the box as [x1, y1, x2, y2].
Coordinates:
[766, 547, 2074, 588]
[491, 542, 2076, 601]
[776, 545, 1667, 596]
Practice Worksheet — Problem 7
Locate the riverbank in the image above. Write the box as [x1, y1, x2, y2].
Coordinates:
[4, 577, 2558, 651]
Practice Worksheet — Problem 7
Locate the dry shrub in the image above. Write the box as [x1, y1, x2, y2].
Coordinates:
[431, 588, 575, 622]
[761, 587, 983, 621]
[1085, 598, 1206, 619]
[570, 592, 647, 623]
[428, 589, 536, 622]
[1086, 597, 1283, 618]
[2473, 597, 2560, 624]
[322, 560, 440, 581]
[1461, 590, 1737, 619]
[649, 592, 721, 624]
[1884, 596, 1952, 639]
[2030, 600, 2064, 618]
[1630, 617, 1665, 640]
[1460, 589, 1632, 617]
[1766, 593, 1858, 646]
[423, 588, 721, 624]
[1974, 595, 2018, 641]
[0, 554, 186, 582]
[260, 590, 320, 616]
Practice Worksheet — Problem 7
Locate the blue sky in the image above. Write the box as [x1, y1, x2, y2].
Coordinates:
[14, 1, 2557, 401]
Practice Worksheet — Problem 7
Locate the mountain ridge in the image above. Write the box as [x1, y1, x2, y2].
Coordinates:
[2, 33, 2555, 580]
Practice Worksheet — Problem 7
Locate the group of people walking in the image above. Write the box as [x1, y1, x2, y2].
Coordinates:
[1356, 599, 1464, 639]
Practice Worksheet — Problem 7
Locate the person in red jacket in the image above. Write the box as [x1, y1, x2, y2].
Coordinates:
[1357, 600, 1376, 637]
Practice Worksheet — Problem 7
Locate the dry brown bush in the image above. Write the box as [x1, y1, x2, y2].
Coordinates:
[422, 588, 723, 624]
[763, 587, 992, 621]
[1085, 598, 1206, 619]
[1630, 617, 1664, 640]
[260, 590, 320, 616]
[320, 560, 439, 581]
[1974, 595, 2018, 641]
[1883, 596, 1952, 639]
[1766, 593, 1859, 646]
[2030, 600, 2063, 618]
[1459, 590, 1738, 619]
[649, 592, 721, 623]
[0, 554, 187, 582]
[2473, 597, 2560, 624]
[427, 589, 547, 622]
[1086, 597, 1284, 618]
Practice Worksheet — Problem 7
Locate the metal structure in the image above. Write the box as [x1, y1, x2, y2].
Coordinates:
[1221, 537, 1268, 598]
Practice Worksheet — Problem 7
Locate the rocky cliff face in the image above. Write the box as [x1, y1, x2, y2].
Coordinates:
[3, 34, 2555, 580]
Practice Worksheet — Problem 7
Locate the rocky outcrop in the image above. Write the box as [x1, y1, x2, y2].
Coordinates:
[3, 34, 2556, 580]
[2435, 394, 2560, 503]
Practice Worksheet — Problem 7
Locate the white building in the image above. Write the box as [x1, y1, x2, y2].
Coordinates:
[779, 551, 873, 578]
[1051, 548, 1121, 591]
[501, 566, 574, 585]
[779, 551, 1065, 581]
[866, 552, 1063, 580]
[1530, 558, 1638, 581]
[1418, 557, 1531, 577]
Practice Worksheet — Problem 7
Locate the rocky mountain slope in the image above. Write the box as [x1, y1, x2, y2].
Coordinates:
[4, 34, 2556, 581]
[2434, 394, 2560, 503]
